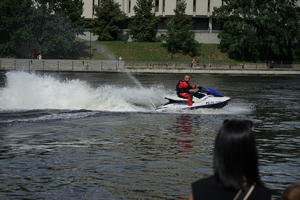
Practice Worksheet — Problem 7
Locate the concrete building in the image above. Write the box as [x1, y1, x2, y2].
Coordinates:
[80, 0, 221, 43]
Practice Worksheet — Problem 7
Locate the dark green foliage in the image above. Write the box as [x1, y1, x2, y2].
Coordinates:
[127, 0, 160, 42]
[214, 0, 260, 61]
[91, 0, 126, 41]
[0, 0, 34, 56]
[254, 0, 300, 60]
[213, 0, 300, 61]
[164, 1, 199, 59]
[0, 0, 85, 58]
[218, 21, 260, 60]
[32, 0, 85, 58]
[171, 1, 194, 29]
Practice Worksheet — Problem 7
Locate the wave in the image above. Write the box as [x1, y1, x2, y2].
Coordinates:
[0, 71, 167, 112]
[0, 71, 252, 118]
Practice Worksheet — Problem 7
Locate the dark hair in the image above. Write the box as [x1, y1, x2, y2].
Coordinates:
[213, 119, 263, 190]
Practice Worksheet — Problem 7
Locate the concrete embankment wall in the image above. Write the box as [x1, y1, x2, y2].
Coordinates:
[0, 59, 121, 72]
[0, 59, 300, 75]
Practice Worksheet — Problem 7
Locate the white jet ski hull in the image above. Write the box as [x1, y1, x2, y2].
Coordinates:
[156, 88, 230, 111]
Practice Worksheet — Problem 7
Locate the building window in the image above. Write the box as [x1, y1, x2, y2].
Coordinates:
[129, 0, 131, 13]
[163, 0, 165, 12]
[92, 0, 95, 15]
[193, 0, 196, 12]
[155, 0, 159, 12]
[208, 0, 210, 12]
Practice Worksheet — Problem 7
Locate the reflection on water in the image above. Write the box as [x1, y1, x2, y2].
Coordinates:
[0, 71, 300, 199]
[175, 115, 195, 154]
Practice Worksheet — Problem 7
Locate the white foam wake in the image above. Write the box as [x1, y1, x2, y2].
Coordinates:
[0, 71, 252, 115]
[0, 71, 167, 112]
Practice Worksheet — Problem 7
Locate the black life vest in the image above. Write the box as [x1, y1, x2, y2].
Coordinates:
[176, 80, 189, 93]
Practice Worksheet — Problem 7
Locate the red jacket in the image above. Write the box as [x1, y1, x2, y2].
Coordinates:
[176, 80, 197, 94]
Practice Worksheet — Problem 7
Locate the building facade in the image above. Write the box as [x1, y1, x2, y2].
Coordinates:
[80, 0, 223, 43]
[81, 0, 300, 43]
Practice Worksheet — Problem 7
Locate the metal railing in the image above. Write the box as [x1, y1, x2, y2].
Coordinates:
[0, 59, 299, 72]
[124, 61, 299, 70]
[0, 59, 123, 72]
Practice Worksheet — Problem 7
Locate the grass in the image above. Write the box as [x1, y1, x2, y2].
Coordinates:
[77, 39, 234, 62]
[5, 37, 233, 62]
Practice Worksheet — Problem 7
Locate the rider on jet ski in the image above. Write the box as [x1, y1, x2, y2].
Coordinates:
[176, 75, 200, 106]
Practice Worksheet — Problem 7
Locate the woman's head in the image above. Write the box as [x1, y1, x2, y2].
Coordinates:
[213, 119, 262, 190]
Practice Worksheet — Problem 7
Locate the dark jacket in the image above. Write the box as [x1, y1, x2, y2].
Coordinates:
[176, 80, 197, 94]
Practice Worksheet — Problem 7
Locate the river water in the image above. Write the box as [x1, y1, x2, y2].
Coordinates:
[0, 71, 299, 199]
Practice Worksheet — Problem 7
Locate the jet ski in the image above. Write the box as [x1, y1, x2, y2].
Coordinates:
[156, 88, 230, 111]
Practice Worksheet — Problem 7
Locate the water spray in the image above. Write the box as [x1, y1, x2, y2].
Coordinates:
[123, 67, 157, 110]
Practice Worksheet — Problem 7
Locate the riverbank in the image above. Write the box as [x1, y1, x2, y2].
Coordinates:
[0, 58, 299, 75]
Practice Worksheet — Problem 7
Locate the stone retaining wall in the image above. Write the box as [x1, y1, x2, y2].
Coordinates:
[0, 59, 299, 74]
[0, 59, 122, 72]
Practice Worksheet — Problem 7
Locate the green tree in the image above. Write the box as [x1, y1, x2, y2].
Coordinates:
[254, 0, 300, 60]
[32, 0, 85, 58]
[171, 0, 194, 30]
[164, 1, 199, 59]
[127, 0, 160, 42]
[0, 0, 85, 58]
[0, 0, 34, 56]
[91, 0, 126, 41]
[213, 0, 300, 61]
[213, 0, 260, 60]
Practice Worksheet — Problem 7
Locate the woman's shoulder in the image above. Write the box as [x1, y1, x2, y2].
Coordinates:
[191, 176, 236, 199]
[191, 176, 272, 200]
[192, 176, 216, 187]
[251, 184, 272, 199]
[192, 176, 222, 195]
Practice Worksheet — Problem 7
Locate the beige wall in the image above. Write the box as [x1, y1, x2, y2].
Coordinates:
[81, 0, 223, 19]
[82, 0, 300, 18]
[81, 0, 300, 34]
[195, 0, 208, 16]
[82, 0, 94, 19]
[210, 0, 222, 16]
